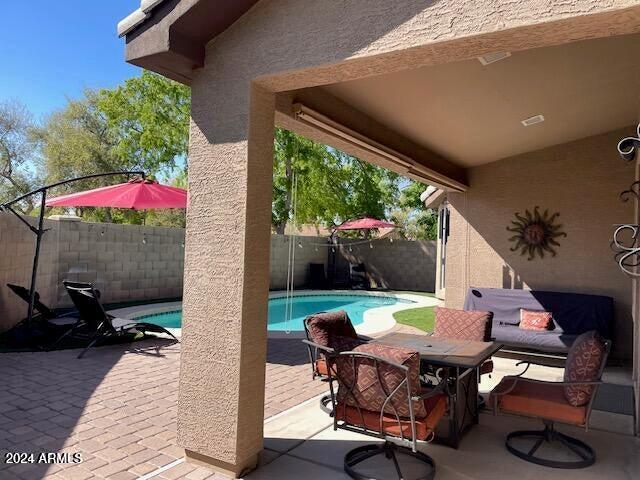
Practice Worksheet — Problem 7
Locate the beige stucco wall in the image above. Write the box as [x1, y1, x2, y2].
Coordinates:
[445, 128, 635, 359]
[171, 0, 640, 474]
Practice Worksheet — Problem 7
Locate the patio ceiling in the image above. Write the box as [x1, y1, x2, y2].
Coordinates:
[323, 33, 640, 167]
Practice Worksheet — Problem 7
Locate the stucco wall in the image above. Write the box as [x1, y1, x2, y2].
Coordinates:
[338, 239, 436, 292]
[445, 128, 635, 359]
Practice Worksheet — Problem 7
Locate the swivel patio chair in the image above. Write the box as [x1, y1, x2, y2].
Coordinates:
[490, 330, 610, 469]
[303, 310, 365, 414]
[55, 280, 178, 359]
[325, 341, 448, 480]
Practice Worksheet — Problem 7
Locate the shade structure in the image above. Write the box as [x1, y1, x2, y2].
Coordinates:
[46, 178, 187, 210]
[335, 217, 397, 230]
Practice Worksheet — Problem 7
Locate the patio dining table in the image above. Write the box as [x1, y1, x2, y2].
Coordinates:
[376, 332, 503, 448]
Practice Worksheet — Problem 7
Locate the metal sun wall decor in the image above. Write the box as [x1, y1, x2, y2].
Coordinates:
[612, 123, 640, 277]
[507, 206, 566, 260]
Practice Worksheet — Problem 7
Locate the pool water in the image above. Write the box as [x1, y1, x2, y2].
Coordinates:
[135, 294, 412, 331]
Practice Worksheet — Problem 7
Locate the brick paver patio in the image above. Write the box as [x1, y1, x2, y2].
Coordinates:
[0, 335, 328, 479]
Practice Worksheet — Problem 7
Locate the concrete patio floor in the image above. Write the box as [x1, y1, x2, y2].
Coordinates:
[0, 336, 326, 480]
[253, 394, 640, 480]
[1, 329, 636, 479]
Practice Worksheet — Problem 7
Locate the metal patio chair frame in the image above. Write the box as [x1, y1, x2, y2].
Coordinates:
[320, 346, 447, 480]
[54, 280, 178, 359]
[491, 339, 611, 469]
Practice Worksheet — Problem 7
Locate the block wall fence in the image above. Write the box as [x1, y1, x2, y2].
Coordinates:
[0, 213, 436, 332]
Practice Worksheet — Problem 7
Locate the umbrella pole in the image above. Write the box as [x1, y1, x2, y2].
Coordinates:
[26, 191, 47, 333]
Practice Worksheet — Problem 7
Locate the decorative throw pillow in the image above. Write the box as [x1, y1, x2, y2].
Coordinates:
[335, 342, 427, 419]
[433, 307, 493, 341]
[519, 309, 552, 331]
[563, 330, 607, 406]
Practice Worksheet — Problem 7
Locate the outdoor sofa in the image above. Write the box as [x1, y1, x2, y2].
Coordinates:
[464, 287, 613, 354]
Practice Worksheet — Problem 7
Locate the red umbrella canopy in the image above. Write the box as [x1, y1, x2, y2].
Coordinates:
[46, 178, 187, 210]
[335, 217, 397, 230]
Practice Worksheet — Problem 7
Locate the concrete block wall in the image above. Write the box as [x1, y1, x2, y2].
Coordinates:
[0, 213, 436, 332]
[269, 235, 328, 290]
[55, 218, 185, 308]
[0, 214, 59, 332]
[337, 238, 437, 292]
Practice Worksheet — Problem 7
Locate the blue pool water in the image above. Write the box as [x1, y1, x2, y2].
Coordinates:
[135, 294, 413, 331]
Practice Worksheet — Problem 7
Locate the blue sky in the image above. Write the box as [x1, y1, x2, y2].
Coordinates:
[0, 1, 141, 120]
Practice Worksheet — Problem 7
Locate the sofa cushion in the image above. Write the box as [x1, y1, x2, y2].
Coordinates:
[305, 310, 357, 347]
[433, 307, 493, 341]
[519, 309, 552, 331]
[564, 330, 606, 406]
[335, 342, 426, 419]
[464, 287, 612, 337]
[492, 325, 576, 353]
[490, 378, 587, 426]
[335, 389, 447, 441]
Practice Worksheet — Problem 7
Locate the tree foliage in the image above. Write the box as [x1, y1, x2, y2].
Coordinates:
[96, 70, 190, 173]
[0, 100, 39, 212]
[272, 128, 401, 234]
[34, 71, 189, 225]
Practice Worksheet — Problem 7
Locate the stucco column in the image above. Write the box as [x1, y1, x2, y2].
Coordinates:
[178, 83, 275, 477]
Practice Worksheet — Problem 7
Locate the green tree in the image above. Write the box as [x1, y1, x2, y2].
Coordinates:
[96, 70, 190, 174]
[389, 181, 438, 240]
[0, 100, 39, 212]
[272, 128, 401, 234]
[36, 71, 190, 225]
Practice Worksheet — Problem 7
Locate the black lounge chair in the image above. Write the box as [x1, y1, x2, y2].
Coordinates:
[56, 280, 178, 358]
[7, 283, 58, 321]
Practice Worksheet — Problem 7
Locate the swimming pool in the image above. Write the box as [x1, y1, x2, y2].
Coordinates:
[133, 294, 414, 331]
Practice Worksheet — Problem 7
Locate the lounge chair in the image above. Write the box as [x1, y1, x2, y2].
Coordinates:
[56, 280, 178, 358]
[7, 283, 57, 321]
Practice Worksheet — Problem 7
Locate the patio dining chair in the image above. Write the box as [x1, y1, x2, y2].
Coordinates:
[54, 280, 178, 359]
[431, 307, 494, 405]
[325, 341, 448, 480]
[302, 310, 365, 413]
[489, 330, 611, 469]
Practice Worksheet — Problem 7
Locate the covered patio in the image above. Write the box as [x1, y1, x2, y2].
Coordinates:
[118, 0, 640, 478]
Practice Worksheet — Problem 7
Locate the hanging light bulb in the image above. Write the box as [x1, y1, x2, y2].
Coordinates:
[331, 247, 336, 253]
[181, 241, 185, 248]
[314, 245, 318, 252]
[389, 237, 393, 243]
[297, 241, 303, 249]
[142, 233, 147, 245]
[369, 241, 373, 249]
[349, 245, 353, 252]
[100, 229, 105, 237]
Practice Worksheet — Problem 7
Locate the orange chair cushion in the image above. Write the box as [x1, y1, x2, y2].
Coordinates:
[335, 391, 447, 441]
[315, 358, 334, 377]
[490, 378, 587, 426]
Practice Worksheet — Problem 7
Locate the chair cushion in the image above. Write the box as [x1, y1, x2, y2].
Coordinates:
[335, 342, 426, 418]
[306, 310, 357, 347]
[490, 378, 587, 426]
[433, 307, 492, 341]
[492, 325, 576, 353]
[519, 309, 552, 331]
[336, 389, 447, 441]
[564, 330, 606, 406]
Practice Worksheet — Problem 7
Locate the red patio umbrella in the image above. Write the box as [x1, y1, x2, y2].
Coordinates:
[46, 178, 187, 210]
[335, 217, 397, 230]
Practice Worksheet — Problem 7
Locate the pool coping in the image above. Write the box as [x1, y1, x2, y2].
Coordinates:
[107, 290, 438, 339]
